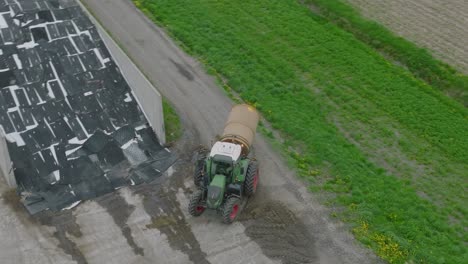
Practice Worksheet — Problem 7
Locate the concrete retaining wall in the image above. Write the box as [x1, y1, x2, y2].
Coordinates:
[80, 2, 166, 144]
[0, 130, 15, 188]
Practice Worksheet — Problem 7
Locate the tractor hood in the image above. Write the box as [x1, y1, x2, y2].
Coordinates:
[207, 174, 226, 209]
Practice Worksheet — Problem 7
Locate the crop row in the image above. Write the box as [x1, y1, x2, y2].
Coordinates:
[304, 0, 468, 106]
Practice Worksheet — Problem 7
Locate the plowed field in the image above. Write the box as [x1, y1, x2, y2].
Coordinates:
[347, 0, 468, 74]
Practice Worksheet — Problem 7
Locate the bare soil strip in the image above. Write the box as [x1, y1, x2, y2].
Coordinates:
[347, 0, 468, 74]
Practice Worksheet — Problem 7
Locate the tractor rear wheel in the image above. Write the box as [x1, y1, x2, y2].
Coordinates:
[244, 161, 259, 197]
[222, 196, 241, 224]
[188, 190, 205, 217]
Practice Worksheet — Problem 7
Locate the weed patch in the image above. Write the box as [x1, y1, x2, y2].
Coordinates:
[162, 99, 182, 143]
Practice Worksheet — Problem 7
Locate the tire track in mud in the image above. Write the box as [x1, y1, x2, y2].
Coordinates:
[140, 188, 210, 264]
[135, 157, 210, 264]
[240, 201, 318, 264]
[34, 210, 88, 264]
[97, 192, 145, 256]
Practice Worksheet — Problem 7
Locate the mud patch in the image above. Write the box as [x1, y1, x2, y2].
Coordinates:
[240, 201, 318, 264]
[1, 188, 88, 263]
[170, 58, 195, 81]
[141, 188, 209, 264]
[137, 157, 210, 264]
[35, 210, 87, 264]
[146, 215, 178, 229]
[97, 192, 145, 256]
[2, 189, 25, 214]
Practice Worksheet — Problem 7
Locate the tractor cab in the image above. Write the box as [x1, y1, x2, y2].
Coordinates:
[210, 142, 242, 163]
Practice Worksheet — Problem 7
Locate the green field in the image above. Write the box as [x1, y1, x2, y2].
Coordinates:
[134, 0, 468, 263]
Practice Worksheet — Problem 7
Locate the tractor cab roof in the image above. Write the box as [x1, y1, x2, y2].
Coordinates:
[210, 142, 242, 163]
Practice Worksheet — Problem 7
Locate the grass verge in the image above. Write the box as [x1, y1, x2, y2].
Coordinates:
[162, 99, 182, 143]
[133, 0, 467, 263]
[303, 0, 468, 106]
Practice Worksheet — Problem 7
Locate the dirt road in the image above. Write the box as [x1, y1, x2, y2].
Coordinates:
[347, 0, 468, 74]
[0, 0, 380, 263]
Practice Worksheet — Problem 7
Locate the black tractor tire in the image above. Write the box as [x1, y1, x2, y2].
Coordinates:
[244, 161, 259, 197]
[188, 190, 206, 217]
[193, 149, 208, 187]
[193, 162, 205, 187]
[222, 196, 241, 224]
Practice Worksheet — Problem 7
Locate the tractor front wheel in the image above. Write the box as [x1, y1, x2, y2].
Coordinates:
[188, 190, 206, 217]
[244, 161, 259, 197]
[193, 162, 204, 187]
[193, 149, 208, 187]
[222, 196, 241, 224]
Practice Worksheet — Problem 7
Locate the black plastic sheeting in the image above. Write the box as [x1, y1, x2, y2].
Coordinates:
[0, 0, 175, 214]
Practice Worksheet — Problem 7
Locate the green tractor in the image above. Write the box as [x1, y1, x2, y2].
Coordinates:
[188, 104, 260, 224]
